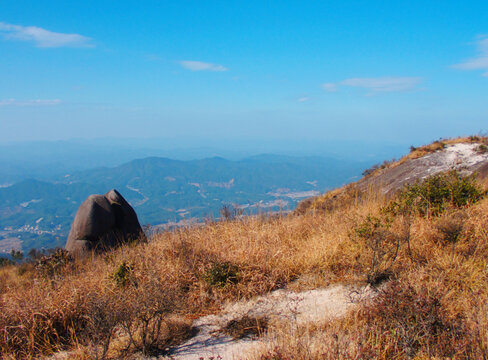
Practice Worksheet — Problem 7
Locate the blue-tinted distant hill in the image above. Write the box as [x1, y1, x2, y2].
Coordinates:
[0, 154, 367, 252]
[0, 138, 407, 184]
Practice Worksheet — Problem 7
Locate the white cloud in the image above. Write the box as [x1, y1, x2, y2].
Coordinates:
[322, 76, 422, 94]
[452, 36, 488, 76]
[0, 99, 62, 106]
[179, 60, 228, 72]
[297, 97, 309, 102]
[321, 83, 338, 92]
[340, 77, 422, 92]
[0, 22, 92, 48]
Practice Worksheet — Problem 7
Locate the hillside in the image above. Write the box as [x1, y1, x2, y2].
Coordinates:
[0, 137, 487, 359]
[300, 136, 488, 214]
[0, 155, 365, 252]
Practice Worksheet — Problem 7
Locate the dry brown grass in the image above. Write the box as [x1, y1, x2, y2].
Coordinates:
[251, 183, 488, 360]
[1, 169, 488, 359]
[0, 187, 385, 358]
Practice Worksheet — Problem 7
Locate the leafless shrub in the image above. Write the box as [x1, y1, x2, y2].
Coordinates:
[222, 315, 269, 339]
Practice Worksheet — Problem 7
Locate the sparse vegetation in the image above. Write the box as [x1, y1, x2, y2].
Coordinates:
[351, 214, 403, 285]
[362, 163, 381, 177]
[477, 144, 488, 153]
[35, 248, 74, 280]
[222, 315, 269, 339]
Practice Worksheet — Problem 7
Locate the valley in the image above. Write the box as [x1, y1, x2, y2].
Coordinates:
[0, 154, 367, 252]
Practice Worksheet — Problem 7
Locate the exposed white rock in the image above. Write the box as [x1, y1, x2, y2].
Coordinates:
[163, 284, 374, 360]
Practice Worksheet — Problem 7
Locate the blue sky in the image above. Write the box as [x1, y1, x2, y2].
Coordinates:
[0, 1, 487, 146]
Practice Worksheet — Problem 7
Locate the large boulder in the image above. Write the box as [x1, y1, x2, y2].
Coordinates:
[65, 189, 145, 255]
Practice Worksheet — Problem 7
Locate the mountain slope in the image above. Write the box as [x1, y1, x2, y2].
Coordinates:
[1, 137, 487, 359]
[300, 137, 488, 213]
[0, 155, 366, 251]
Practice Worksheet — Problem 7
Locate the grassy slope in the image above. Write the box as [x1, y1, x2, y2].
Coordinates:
[0, 138, 487, 359]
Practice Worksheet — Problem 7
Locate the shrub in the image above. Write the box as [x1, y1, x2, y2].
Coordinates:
[0, 257, 13, 268]
[356, 280, 473, 359]
[362, 164, 380, 177]
[222, 315, 269, 339]
[35, 248, 74, 280]
[476, 144, 488, 153]
[110, 261, 134, 287]
[203, 261, 239, 287]
[10, 249, 23, 263]
[79, 291, 129, 360]
[387, 171, 485, 216]
[351, 215, 401, 285]
[435, 211, 466, 260]
[120, 278, 184, 355]
[219, 204, 243, 221]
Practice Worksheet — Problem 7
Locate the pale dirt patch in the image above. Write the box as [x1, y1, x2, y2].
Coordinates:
[162, 284, 373, 360]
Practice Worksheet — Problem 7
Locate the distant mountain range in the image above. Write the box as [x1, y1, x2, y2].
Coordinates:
[0, 154, 368, 252]
[0, 138, 408, 184]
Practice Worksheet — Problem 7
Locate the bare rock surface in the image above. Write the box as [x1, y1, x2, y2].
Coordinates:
[359, 143, 488, 195]
[65, 189, 145, 255]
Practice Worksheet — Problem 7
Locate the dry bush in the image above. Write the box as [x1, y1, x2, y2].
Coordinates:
[350, 213, 412, 285]
[222, 315, 269, 339]
[354, 280, 471, 359]
[408, 140, 446, 159]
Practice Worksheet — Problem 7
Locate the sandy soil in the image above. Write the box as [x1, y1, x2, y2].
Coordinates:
[162, 284, 373, 360]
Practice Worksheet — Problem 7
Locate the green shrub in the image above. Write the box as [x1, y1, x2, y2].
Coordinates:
[111, 261, 134, 287]
[203, 261, 239, 287]
[386, 171, 485, 217]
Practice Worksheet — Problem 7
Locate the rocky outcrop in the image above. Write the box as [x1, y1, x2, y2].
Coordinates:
[296, 142, 488, 215]
[358, 143, 488, 195]
[65, 189, 145, 255]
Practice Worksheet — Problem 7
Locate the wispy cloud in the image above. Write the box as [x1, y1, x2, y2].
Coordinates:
[0, 22, 92, 48]
[179, 60, 228, 72]
[297, 97, 309, 102]
[0, 99, 62, 106]
[452, 36, 488, 77]
[322, 83, 338, 92]
[322, 76, 422, 95]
